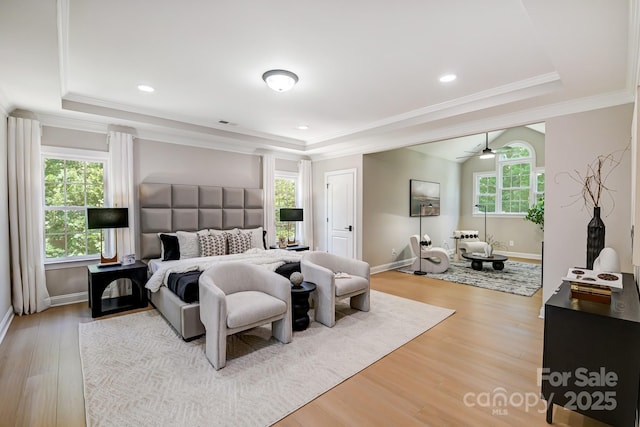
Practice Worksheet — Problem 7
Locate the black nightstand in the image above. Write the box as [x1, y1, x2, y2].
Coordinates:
[87, 261, 149, 318]
[269, 245, 310, 252]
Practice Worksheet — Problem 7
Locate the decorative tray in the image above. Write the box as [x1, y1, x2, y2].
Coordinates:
[561, 268, 622, 290]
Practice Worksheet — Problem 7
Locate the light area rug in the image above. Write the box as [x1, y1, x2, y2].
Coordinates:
[400, 259, 542, 296]
[79, 290, 454, 427]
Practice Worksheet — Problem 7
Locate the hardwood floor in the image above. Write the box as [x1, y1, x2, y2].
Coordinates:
[0, 265, 608, 426]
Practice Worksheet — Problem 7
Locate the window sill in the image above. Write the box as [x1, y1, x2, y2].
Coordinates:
[473, 213, 526, 219]
[45, 257, 100, 271]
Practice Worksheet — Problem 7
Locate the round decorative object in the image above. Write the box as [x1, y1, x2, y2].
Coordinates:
[290, 272, 304, 287]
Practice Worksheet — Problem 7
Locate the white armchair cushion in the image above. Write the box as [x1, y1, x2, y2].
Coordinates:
[335, 276, 369, 297]
[226, 291, 287, 329]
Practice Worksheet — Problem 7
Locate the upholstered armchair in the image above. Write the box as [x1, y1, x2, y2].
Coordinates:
[199, 262, 292, 370]
[454, 230, 489, 257]
[409, 234, 450, 273]
[301, 252, 370, 328]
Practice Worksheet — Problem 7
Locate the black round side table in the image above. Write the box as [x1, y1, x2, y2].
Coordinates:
[291, 281, 316, 331]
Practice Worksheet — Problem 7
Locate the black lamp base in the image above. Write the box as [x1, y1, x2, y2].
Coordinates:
[414, 270, 427, 276]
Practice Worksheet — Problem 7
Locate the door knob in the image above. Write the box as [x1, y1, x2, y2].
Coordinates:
[344, 225, 353, 231]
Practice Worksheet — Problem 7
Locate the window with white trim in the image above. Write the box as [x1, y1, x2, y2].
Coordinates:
[274, 171, 299, 241]
[473, 142, 544, 215]
[42, 147, 108, 262]
[535, 169, 545, 202]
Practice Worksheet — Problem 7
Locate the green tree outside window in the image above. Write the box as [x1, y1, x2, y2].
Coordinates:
[275, 176, 297, 240]
[43, 158, 105, 260]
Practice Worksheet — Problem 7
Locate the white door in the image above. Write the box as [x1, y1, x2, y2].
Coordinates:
[326, 169, 356, 258]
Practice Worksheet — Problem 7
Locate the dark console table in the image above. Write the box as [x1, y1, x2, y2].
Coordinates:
[270, 244, 310, 252]
[87, 261, 148, 318]
[291, 281, 316, 331]
[541, 272, 640, 426]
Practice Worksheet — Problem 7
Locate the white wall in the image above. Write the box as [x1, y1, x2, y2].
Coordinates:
[0, 110, 12, 323]
[544, 104, 634, 306]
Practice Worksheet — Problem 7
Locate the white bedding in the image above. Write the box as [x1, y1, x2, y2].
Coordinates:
[145, 247, 304, 293]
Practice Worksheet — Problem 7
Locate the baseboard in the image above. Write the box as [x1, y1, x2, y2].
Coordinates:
[50, 291, 88, 307]
[371, 259, 414, 274]
[0, 306, 14, 346]
[498, 250, 541, 260]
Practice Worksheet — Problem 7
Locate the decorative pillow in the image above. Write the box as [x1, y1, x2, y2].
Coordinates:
[198, 233, 227, 257]
[226, 231, 252, 254]
[209, 228, 238, 236]
[159, 233, 180, 261]
[239, 227, 265, 249]
[177, 231, 200, 259]
[421, 233, 432, 248]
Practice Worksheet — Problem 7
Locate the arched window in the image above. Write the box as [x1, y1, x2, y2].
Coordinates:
[474, 141, 544, 215]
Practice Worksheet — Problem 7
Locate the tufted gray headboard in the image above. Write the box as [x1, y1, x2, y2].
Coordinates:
[139, 183, 263, 260]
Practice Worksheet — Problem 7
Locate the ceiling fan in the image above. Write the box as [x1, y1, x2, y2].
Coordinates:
[457, 133, 514, 160]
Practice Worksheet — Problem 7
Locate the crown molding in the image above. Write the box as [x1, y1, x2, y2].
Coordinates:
[62, 93, 306, 148]
[307, 89, 635, 162]
[36, 85, 635, 163]
[36, 110, 310, 159]
[306, 72, 562, 146]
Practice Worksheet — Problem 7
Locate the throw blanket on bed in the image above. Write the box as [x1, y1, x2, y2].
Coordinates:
[167, 262, 301, 303]
[167, 270, 202, 303]
[146, 248, 304, 293]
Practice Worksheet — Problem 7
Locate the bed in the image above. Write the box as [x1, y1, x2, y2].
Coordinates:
[139, 182, 302, 340]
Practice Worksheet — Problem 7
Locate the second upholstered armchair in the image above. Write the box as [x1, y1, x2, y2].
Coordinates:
[301, 251, 370, 328]
[199, 262, 292, 370]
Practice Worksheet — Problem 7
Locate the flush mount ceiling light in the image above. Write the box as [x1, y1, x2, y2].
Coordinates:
[262, 69, 299, 92]
[439, 74, 457, 83]
[297, 124, 310, 130]
[137, 84, 155, 93]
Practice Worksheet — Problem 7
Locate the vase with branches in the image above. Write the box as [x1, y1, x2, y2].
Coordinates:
[558, 146, 628, 269]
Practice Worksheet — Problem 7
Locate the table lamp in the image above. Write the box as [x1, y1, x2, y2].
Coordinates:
[88, 207, 129, 267]
[279, 208, 303, 246]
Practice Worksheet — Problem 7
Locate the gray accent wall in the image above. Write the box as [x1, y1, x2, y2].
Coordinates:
[544, 103, 633, 307]
[363, 148, 461, 269]
[0, 111, 11, 320]
[134, 138, 261, 188]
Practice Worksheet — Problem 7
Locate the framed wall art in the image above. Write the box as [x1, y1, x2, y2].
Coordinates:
[410, 179, 440, 216]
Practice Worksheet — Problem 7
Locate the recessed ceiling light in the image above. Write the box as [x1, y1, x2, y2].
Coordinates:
[262, 69, 299, 92]
[137, 84, 155, 93]
[297, 124, 310, 130]
[439, 74, 457, 83]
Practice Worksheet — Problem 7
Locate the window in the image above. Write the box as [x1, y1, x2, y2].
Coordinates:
[476, 173, 496, 213]
[535, 170, 545, 202]
[274, 172, 299, 240]
[473, 142, 544, 215]
[42, 147, 108, 262]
